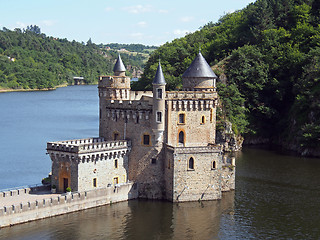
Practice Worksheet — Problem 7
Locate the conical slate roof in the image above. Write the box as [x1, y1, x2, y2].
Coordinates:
[182, 52, 217, 78]
[113, 54, 126, 72]
[153, 62, 166, 85]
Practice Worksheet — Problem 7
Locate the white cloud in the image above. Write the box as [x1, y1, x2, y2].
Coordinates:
[105, 7, 114, 12]
[173, 29, 189, 36]
[180, 17, 194, 23]
[137, 21, 147, 27]
[130, 32, 144, 38]
[123, 5, 152, 14]
[16, 21, 27, 28]
[42, 20, 55, 27]
[158, 9, 169, 14]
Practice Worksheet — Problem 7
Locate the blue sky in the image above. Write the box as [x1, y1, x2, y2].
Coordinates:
[1, 0, 255, 46]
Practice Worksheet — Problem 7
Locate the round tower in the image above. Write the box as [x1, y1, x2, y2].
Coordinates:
[152, 61, 166, 143]
[98, 54, 130, 100]
[182, 51, 217, 91]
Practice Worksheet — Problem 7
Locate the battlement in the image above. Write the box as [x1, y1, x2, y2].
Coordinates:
[105, 99, 152, 111]
[167, 144, 222, 154]
[166, 91, 217, 100]
[47, 138, 129, 154]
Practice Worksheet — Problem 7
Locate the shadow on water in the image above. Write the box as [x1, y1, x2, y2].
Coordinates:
[0, 193, 235, 240]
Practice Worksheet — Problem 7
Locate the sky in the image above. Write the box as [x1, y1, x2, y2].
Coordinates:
[1, 0, 256, 46]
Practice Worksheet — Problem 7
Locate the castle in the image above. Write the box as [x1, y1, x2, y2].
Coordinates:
[46, 52, 235, 202]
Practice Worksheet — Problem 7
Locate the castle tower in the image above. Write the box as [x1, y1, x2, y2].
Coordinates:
[152, 62, 166, 143]
[182, 51, 217, 91]
[98, 54, 130, 101]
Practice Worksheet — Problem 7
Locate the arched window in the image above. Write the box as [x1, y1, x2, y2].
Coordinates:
[212, 161, 216, 169]
[188, 157, 194, 170]
[178, 131, 185, 145]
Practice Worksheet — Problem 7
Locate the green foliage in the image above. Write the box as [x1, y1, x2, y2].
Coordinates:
[0, 26, 113, 90]
[134, 0, 320, 150]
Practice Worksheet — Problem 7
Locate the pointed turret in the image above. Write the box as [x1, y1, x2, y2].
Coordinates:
[182, 51, 217, 91]
[152, 61, 166, 144]
[113, 54, 126, 76]
[153, 62, 166, 85]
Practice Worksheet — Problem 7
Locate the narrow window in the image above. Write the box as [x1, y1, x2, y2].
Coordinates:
[157, 88, 163, 99]
[114, 159, 118, 169]
[188, 157, 194, 170]
[113, 132, 119, 140]
[143, 134, 150, 146]
[151, 158, 157, 164]
[178, 113, 185, 124]
[156, 111, 162, 123]
[113, 177, 119, 185]
[93, 178, 97, 187]
[178, 131, 185, 145]
[201, 115, 206, 124]
[210, 108, 214, 123]
[212, 161, 216, 169]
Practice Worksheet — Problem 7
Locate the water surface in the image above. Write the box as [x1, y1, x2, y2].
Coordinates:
[1, 86, 320, 239]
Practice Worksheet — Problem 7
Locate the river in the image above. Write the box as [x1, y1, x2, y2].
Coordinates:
[0, 85, 320, 239]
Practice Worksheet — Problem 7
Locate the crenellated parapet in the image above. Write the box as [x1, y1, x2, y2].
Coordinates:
[47, 138, 130, 163]
[166, 91, 217, 100]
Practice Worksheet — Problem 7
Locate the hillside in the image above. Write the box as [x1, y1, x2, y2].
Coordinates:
[135, 0, 320, 155]
[0, 26, 152, 90]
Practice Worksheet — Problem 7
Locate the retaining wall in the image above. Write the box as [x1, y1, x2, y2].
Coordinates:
[0, 183, 138, 228]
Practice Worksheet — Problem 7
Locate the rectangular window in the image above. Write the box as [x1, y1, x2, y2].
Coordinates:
[157, 88, 163, 99]
[178, 113, 185, 124]
[143, 134, 150, 145]
[93, 178, 97, 187]
[114, 159, 118, 169]
[156, 111, 162, 123]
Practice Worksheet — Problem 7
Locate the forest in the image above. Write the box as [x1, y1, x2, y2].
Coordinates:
[134, 0, 320, 154]
[0, 26, 150, 90]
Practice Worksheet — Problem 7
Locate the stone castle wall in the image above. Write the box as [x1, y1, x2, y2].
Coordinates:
[0, 183, 138, 228]
[169, 146, 223, 202]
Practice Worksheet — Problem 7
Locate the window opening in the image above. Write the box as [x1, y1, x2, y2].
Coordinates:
[188, 157, 194, 170]
[156, 111, 162, 122]
[178, 131, 185, 145]
[178, 113, 185, 124]
[93, 178, 97, 187]
[115, 159, 118, 169]
[157, 88, 163, 99]
[143, 134, 150, 145]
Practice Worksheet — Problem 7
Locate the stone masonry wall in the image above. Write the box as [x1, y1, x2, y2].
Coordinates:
[0, 183, 138, 228]
[171, 147, 223, 202]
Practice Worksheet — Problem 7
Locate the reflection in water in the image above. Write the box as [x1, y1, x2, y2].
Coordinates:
[0, 193, 234, 240]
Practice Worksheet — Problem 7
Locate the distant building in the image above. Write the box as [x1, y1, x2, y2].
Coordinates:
[47, 52, 235, 202]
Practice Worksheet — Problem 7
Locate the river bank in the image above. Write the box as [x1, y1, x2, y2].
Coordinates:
[0, 84, 68, 93]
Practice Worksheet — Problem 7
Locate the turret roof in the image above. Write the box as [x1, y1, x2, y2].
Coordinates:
[113, 54, 126, 72]
[153, 62, 166, 85]
[182, 52, 217, 79]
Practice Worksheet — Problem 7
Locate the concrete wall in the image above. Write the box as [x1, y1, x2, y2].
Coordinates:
[0, 183, 138, 228]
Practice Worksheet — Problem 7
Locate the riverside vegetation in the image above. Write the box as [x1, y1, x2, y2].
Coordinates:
[0, 25, 155, 90]
[134, 0, 320, 156]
